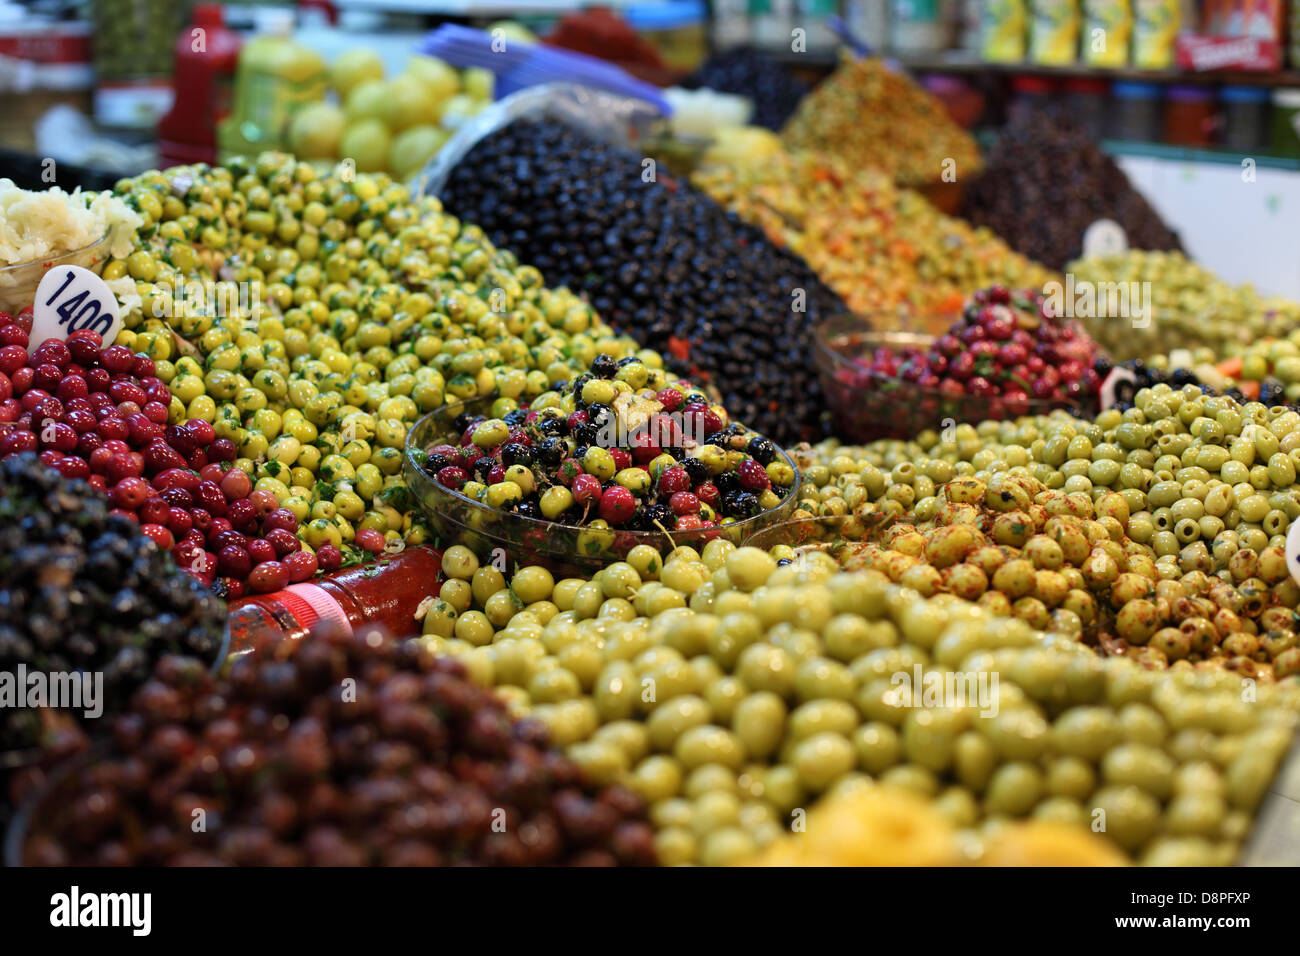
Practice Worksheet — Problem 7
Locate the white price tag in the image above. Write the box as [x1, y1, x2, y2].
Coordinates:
[1082, 219, 1129, 259]
[30, 265, 121, 354]
[1100, 366, 1138, 410]
[1286, 518, 1300, 587]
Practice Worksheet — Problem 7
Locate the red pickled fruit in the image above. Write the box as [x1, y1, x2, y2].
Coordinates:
[265, 528, 300, 556]
[354, 528, 385, 553]
[248, 560, 290, 593]
[246, 538, 276, 565]
[571, 473, 602, 505]
[316, 544, 343, 572]
[140, 524, 175, 550]
[283, 549, 317, 582]
[263, 508, 298, 534]
[219, 468, 252, 500]
[217, 544, 252, 578]
[598, 486, 637, 524]
[111, 476, 151, 510]
[140, 498, 171, 525]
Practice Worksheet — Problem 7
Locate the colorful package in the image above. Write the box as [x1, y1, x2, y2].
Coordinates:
[1133, 0, 1180, 68]
[1083, 0, 1133, 65]
[1030, 0, 1081, 63]
[983, 0, 1029, 61]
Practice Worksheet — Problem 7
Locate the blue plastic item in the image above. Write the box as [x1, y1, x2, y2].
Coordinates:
[828, 14, 874, 57]
[418, 24, 672, 112]
[1220, 85, 1270, 104]
[623, 1, 704, 29]
[1112, 81, 1161, 100]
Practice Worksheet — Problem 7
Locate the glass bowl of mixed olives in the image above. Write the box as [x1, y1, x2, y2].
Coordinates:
[814, 293, 1104, 443]
[403, 356, 803, 575]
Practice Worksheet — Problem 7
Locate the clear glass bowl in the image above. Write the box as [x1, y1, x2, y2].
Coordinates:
[743, 512, 895, 560]
[813, 314, 1095, 444]
[0, 233, 113, 317]
[404, 397, 803, 576]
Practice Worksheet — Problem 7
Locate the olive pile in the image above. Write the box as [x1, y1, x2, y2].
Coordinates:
[420, 353, 794, 530]
[18, 622, 657, 866]
[781, 57, 983, 188]
[818, 474, 1300, 677]
[961, 111, 1182, 271]
[417, 541, 1300, 865]
[1068, 250, 1300, 362]
[693, 148, 1058, 318]
[438, 118, 846, 444]
[682, 47, 809, 132]
[109, 154, 650, 563]
[801, 390, 1300, 570]
[0, 454, 226, 752]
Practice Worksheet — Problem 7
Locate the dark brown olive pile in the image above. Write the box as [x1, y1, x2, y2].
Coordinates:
[17, 622, 658, 866]
[960, 109, 1183, 270]
[682, 46, 809, 131]
[0, 453, 226, 752]
[439, 118, 845, 445]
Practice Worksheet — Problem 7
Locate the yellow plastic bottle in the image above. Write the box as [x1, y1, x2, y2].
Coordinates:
[217, 9, 326, 161]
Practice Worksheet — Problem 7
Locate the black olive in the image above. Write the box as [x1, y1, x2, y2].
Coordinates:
[501, 443, 533, 467]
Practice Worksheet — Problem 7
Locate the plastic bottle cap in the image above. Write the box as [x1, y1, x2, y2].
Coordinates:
[193, 3, 225, 28]
[277, 582, 352, 634]
[1221, 85, 1269, 104]
[1112, 82, 1161, 100]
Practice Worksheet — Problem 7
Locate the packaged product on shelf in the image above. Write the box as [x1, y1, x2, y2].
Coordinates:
[216, 9, 326, 160]
[1082, 0, 1133, 64]
[1132, 0, 1181, 68]
[890, 0, 949, 52]
[982, 0, 1029, 62]
[1271, 88, 1300, 157]
[1029, 0, 1082, 64]
[1220, 84, 1271, 151]
[1162, 85, 1216, 146]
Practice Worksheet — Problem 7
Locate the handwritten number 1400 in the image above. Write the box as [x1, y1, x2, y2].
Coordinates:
[45, 269, 112, 336]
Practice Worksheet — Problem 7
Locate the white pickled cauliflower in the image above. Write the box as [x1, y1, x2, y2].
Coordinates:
[0, 178, 143, 266]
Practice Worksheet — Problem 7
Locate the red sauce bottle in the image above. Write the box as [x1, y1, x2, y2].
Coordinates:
[157, 4, 241, 168]
[224, 545, 443, 657]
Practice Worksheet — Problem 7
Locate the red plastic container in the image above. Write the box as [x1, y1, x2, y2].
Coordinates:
[157, 4, 241, 168]
[224, 545, 443, 657]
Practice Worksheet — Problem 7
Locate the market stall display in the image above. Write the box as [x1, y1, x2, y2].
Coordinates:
[960, 111, 1184, 271]
[5, 0, 1300, 873]
[438, 118, 846, 445]
[781, 57, 984, 189]
[692, 148, 1056, 318]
